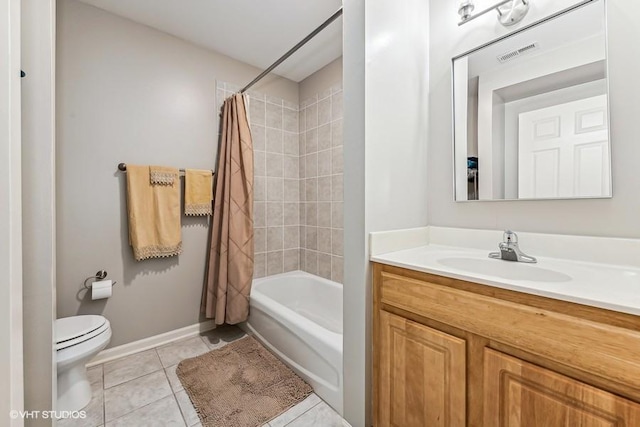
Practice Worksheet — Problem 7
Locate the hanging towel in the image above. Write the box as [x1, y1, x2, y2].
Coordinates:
[126, 165, 182, 261]
[184, 169, 213, 216]
[149, 165, 178, 185]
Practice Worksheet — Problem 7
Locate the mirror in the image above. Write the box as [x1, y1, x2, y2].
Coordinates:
[452, 0, 610, 201]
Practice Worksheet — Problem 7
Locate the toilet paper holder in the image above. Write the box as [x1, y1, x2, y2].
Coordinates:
[83, 270, 117, 290]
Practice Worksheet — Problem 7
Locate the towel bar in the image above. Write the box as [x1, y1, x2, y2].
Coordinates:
[117, 163, 214, 176]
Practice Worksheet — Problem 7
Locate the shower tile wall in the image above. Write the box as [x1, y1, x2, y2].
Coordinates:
[217, 81, 343, 284]
[217, 83, 300, 279]
[299, 85, 343, 284]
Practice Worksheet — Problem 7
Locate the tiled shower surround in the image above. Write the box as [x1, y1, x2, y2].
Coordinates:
[299, 89, 343, 283]
[216, 82, 343, 284]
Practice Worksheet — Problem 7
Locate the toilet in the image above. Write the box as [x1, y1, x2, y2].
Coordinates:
[56, 315, 112, 412]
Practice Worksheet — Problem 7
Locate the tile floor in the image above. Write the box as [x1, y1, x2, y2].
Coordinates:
[58, 325, 344, 427]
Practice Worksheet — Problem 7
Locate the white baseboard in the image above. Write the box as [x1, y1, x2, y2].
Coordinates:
[87, 320, 217, 367]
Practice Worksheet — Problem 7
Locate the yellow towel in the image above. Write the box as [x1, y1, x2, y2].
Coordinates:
[149, 165, 178, 185]
[126, 165, 182, 261]
[184, 169, 213, 216]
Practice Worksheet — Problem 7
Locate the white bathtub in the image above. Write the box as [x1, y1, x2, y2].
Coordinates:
[242, 270, 343, 415]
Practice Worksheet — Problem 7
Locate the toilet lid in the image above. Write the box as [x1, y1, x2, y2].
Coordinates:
[56, 315, 109, 350]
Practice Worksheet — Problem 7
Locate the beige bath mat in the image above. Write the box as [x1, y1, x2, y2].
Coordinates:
[176, 335, 312, 427]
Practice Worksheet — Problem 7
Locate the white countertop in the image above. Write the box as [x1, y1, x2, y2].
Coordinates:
[371, 243, 640, 316]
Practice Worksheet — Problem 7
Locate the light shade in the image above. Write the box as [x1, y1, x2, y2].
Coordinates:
[458, 1, 475, 22]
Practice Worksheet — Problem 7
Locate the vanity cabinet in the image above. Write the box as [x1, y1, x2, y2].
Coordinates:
[373, 263, 640, 427]
[378, 310, 466, 426]
[483, 349, 640, 426]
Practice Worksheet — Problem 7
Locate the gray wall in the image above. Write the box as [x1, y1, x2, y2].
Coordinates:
[428, 0, 640, 238]
[56, 0, 298, 348]
[22, 0, 56, 420]
[342, 1, 367, 424]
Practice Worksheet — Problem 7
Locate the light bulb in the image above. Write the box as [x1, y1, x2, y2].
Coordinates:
[458, 0, 475, 21]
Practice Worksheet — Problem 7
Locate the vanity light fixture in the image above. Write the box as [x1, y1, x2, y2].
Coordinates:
[457, 0, 530, 27]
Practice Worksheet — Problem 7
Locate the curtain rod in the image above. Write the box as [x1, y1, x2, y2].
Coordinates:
[240, 8, 343, 94]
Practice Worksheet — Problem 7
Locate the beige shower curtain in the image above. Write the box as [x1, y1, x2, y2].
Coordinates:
[202, 93, 254, 324]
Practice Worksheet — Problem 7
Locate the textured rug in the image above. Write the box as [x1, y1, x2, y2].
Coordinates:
[176, 335, 312, 427]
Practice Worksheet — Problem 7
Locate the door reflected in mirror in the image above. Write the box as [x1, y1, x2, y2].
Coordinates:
[452, 0, 611, 201]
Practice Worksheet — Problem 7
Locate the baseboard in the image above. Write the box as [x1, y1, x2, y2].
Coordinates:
[87, 320, 217, 367]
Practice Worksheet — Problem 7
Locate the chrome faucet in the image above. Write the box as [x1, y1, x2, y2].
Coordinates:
[489, 230, 537, 263]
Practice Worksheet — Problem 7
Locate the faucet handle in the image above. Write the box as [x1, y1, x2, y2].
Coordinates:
[503, 230, 518, 244]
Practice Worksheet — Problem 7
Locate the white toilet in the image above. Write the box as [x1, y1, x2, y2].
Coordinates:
[56, 315, 112, 412]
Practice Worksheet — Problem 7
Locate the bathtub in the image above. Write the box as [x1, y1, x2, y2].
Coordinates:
[242, 270, 343, 415]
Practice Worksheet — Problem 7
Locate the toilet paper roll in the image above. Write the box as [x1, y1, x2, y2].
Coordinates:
[91, 279, 112, 300]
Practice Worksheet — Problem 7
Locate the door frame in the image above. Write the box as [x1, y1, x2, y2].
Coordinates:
[0, 0, 25, 424]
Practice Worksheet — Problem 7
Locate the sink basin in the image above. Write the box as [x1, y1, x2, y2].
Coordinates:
[436, 257, 572, 283]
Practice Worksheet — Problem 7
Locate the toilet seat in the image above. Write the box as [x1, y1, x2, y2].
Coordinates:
[56, 315, 110, 351]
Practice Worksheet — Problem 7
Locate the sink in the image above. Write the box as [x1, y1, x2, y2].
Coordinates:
[371, 243, 640, 316]
[436, 257, 572, 283]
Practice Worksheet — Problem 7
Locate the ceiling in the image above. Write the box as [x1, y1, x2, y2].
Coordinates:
[77, 0, 343, 82]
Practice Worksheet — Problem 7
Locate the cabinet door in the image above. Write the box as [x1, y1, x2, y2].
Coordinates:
[484, 349, 640, 426]
[377, 310, 466, 427]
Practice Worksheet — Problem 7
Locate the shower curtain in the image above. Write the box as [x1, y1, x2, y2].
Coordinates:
[202, 93, 254, 324]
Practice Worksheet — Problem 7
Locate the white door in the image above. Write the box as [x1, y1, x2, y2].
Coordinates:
[518, 94, 610, 199]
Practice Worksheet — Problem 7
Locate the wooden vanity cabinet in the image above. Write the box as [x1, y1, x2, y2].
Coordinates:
[377, 310, 466, 426]
[483, 349, 640, 426]
[372, 263, 640, 427]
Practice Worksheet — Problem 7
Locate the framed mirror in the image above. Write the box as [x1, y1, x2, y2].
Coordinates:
[452, 0, 610, 201]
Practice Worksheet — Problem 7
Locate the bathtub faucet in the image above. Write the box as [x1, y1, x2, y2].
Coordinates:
[488, 230, 537, 263]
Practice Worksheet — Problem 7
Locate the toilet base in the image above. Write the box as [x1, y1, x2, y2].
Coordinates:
[57, 363, 92, 412]
[55, 318, 111, 412]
